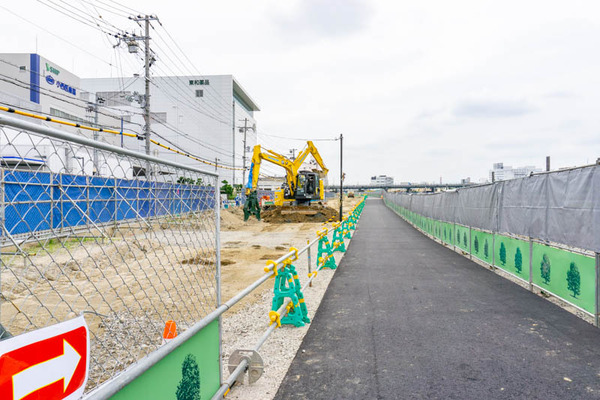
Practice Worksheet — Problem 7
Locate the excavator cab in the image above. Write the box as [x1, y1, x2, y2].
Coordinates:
[294, 171, 320, 203]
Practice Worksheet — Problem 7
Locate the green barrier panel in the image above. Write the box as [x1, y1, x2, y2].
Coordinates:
[455, 225, 470, 252]
[442, 222, 453, 245]
[471, 229, 493, 264]
[111, 320, 220, 400]
[433, 220, 441, 240]
[384, 200, 597, 315]
[532, 243, 595, 313]
[493, 234, 530, 281]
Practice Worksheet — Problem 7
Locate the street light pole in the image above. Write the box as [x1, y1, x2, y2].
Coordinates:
[339, 134, 343, 222]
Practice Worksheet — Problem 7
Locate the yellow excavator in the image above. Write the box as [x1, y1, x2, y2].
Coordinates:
[243, 141, 329, 220]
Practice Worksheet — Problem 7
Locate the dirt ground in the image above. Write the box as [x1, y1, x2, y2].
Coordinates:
[219, 196, 362, 399]
[219, 198, 359, 310]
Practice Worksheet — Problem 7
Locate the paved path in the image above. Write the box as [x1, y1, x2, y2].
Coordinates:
[276, 198, 600, 399]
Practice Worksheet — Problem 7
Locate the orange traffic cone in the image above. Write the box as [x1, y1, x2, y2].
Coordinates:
[163, 320, 177, 344]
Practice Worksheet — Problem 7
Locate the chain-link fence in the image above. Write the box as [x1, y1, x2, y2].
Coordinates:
[0, 115, 219, 392]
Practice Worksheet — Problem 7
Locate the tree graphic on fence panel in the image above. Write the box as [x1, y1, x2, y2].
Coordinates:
[463, 232, 468, 247]
[484, 239, 489, 259]
[499, 242, 506, 266]
[540, 254, 551, 284]
[566, 262, 581, 298]
[176, 354, 201, 400]
[457, 230, 460, 244]
[474, 236, 479, 254]
[514, 247, 522, 274]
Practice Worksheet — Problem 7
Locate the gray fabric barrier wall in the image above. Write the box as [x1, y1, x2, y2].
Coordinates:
[384, 164, 600, 253]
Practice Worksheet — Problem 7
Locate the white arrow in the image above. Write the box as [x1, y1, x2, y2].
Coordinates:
[12, 339, 81, 400]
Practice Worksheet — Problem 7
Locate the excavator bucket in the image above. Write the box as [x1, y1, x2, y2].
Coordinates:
[243, 191, 261, 221]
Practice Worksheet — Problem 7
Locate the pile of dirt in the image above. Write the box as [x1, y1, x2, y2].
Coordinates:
[220, 206, 260, 230]
[261, 205, 339, 223]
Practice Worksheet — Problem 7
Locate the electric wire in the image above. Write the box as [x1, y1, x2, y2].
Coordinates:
[0, 5, 116, 69]
[0, 105, 242, 170]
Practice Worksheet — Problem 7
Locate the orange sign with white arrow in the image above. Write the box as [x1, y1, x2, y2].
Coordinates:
[0, 316, 89, 400]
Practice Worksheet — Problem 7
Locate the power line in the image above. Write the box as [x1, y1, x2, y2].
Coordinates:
[0, 5, 116, 68]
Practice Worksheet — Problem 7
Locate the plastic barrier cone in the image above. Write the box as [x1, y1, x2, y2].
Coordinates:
[163, 320, 177, 344]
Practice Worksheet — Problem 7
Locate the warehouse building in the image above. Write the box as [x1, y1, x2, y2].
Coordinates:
[81, 75, 260, 183]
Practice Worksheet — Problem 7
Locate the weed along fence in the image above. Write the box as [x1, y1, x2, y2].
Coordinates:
[0, 114, 221, 399]
[383, 164, 600, 325]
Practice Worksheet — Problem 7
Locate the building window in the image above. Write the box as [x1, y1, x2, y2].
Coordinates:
[150, 112, 167, 123]
[96, 91, 132, 107]
[195, 90, 203, 98]
[19, 66, 26, 72]
[49, 108, 88, 125]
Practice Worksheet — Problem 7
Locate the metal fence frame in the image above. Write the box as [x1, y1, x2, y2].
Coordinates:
[0, 114, 222, 395]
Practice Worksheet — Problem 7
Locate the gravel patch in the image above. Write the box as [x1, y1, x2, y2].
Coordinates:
[220, 247, 347, 399]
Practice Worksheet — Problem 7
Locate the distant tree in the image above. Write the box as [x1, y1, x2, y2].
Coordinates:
[474, 236, 479, 254]
[463, 232, 468, 247]
[220, 180, 234, 200]
[177, 176, 195, 185]
[176, 354, 200, 400]
[540, 254, 551, 284]
[484, 240, 489, 259]
[499, 242, 507, 266]
[566, 262, 581, 298]
[514, 247, 523, 274]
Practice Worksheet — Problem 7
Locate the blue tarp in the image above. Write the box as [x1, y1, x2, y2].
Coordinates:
[2, 171, 216, 236]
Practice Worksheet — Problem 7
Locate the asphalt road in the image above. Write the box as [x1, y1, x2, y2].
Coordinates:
[275, 198, 600, 400]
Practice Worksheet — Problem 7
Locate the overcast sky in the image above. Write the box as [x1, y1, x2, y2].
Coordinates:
[2, 0, 600, 184]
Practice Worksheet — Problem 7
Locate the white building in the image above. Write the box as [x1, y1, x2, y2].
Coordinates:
[370, 175, 394, 186]
[81, 75, 260, 184]
[0, 53, 128, 176]
[489, 162, 541, 182]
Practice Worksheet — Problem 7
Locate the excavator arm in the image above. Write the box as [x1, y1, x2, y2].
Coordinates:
[246, 145, 296, 194]
[293, 141, 329, 176]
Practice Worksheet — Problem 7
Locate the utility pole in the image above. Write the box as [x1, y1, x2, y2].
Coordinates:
[93, 96, 99, 175]
[89, 94, 104, 175]
[339, 134, 343, 222]
[131, 15, 158, 178]
[232, 101, 236, 185]
[242, 118, 248, 186]
[237, 118, 255, 188]
[289, 148, 297, 161]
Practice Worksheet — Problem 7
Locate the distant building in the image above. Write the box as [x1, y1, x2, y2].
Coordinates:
[370, 175, 394, 186]
[489, 162, 541, 182]
[0, 53, 127, 175]
[256, 175, 285, 191]
[82, 75, 260, 183]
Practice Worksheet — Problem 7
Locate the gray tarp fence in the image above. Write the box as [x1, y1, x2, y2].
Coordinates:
[385, 164, 600, 253]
